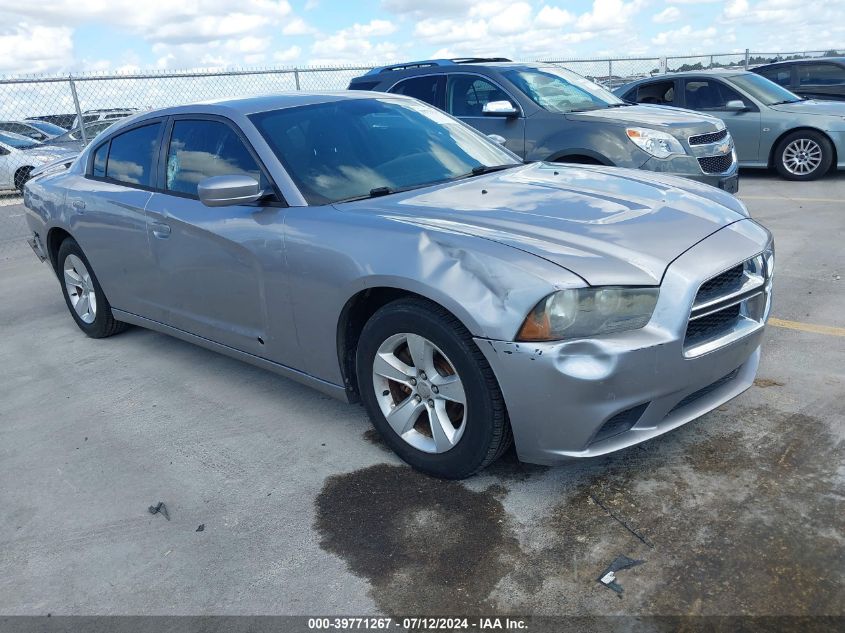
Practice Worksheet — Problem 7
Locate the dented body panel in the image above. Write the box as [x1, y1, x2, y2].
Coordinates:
[23, 92, 773, 465]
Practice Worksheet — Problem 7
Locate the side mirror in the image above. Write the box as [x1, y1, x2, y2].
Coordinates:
[482, 100, 519, 117]
[725, 100, 747, 111]
[487, 134, 506, 145]
[198, 175, 263, 207]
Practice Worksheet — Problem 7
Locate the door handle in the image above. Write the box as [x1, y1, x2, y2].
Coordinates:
[71, 199, 86, 212]
[150, 221, 171, 239]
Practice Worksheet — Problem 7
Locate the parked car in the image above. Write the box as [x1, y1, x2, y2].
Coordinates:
[23, 119, 69, 138]
[615, 70, 845, 180]
[23, 93, 773, 478]
[753, 57, 845, 101]
[71, 108, 137, 130]
[42, 119, 120, 151]
[349, 58, 739, 193]
[28, 114, 76, 130]
[0, 132, 77, 190]
[0, 120, 61, 142]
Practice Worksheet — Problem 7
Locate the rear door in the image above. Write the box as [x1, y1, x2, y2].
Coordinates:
[445, 73, 526, 157]
[627, 79, 679, 106]
[388, 75, 446, 109]
[681, 77, 761, 162]
[143, 116, 300, 365]
[794, 63, 845, 101]
[65, 120, 163, 317]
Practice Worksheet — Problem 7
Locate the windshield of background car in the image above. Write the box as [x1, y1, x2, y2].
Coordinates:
[0, 133, 39, 149]
[249, 98, 518, 205]
[25, 120, 67, 136]
[729, 73, 803, 105]
[504, 66, 624, 113]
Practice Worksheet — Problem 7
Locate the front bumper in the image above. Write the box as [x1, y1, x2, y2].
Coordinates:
[641, 152, 739, 193]
[476, 219, 772, 465]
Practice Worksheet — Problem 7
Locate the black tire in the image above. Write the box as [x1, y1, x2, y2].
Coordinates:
[57, 237, 129, 338]
[14, 166, 33, 191]
[773, 130, 833, 181]
[356, 297, 512, 479]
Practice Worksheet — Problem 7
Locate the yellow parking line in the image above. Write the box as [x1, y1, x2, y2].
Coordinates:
[768, 318, 845, 337]
[741, 196, 842, 203]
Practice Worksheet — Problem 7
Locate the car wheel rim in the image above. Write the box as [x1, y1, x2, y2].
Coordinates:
[63, 254, 97, 324]
[783, 138, 823, 175]
[372, 333, 467, 454]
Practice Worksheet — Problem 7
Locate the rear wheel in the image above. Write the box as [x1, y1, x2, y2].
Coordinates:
[57, 238, 128, 338]
[773, 130, 833, 180]
[356, 298, 511, 479]
[14, 166, 33, 191]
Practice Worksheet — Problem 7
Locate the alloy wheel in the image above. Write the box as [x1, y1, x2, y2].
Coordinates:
[782, 138, 823, 176]
[372, 332, 467, 453]
[63, 254, 97, 324]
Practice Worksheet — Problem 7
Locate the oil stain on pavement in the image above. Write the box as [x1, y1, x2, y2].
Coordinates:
[317, 405, 844, 616]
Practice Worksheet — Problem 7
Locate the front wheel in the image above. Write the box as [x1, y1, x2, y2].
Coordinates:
[773, 131, 833, 181]
[57, 237, 128, 338]
[356, 298, 511, 479]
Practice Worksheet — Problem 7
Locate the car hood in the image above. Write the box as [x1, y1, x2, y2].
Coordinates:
[769, 99, 845, 116]
[21, 146, 78, 162]
[565, 104, 724, 138]
[341, 163, 747, 286]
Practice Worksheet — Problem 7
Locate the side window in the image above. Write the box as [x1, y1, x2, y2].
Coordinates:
[92, 142, 109, 178]
[684, 79, 744, 110]
[797, 63, 845, 86]
[105, 123, 161, 187]
[758, 66, 791, 87]
[633, 81, 675, 105]
[389, 76, 445, 109]
[447, 75, 513, 117]
[165, 119, 265, 197]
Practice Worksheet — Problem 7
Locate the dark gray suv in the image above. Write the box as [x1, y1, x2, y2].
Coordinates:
[350, 58, 739, 193]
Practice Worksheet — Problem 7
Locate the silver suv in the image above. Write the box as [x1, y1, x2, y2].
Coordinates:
[350, 58, 739, 193]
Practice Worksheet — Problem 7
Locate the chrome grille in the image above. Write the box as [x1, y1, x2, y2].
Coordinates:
[689, 129, 728, 146]
[698, 153, 734, 174]
[685, 303, 741, 346]
[695, 264, 744, 305]
[684, 253, 773, 357]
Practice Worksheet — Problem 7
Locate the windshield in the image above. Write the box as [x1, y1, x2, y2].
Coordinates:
[729, 73, 803, 105]
[504, 66, 625, 113]
[250, 97, 519, 205]
[0, 133, 39, 149]
[25, 120, 67, 135]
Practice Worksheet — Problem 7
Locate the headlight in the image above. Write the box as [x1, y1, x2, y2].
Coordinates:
[517, 287, 660, 341]
[625, 127, 686, 159]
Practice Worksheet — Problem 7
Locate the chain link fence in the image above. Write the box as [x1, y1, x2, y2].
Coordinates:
[0, 49, 840, 254]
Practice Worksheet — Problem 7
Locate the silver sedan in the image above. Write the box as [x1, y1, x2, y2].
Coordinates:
[23, 92, 774, 478]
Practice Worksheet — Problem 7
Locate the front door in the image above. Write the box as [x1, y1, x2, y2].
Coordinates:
[682, 78, 762, 162]
[143, 117, 300, 366]
[446, 74, 526, 157]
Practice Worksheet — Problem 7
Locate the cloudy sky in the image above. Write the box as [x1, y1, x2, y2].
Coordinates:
[0, 0, 843, 75]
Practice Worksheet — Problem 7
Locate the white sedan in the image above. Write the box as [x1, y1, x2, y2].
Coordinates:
[0, 132, 77, 191]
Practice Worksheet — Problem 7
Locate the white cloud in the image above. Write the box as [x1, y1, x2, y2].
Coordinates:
[309, 20, 401, 65]
[576, 0, 647, 32]
[535, 6, 576, 29]
[273, 45, 302, 63]
[282, 17, 316, 36]
[652, 25, 725, 50]
[0, 23, 73, 74]
[653, 6, 681, 24]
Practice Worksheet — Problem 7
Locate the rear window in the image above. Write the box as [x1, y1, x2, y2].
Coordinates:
[103, 123, 161, 187]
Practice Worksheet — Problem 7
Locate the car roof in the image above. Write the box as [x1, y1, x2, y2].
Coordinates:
[104, 91, 414, 128]
[352, 59, 557, 81]
[755, 57, 845, 67]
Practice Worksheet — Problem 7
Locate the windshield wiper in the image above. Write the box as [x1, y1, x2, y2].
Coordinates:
[469, 164, 519, 176]
[769, 99, 802, 105]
